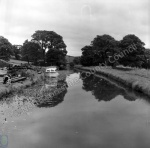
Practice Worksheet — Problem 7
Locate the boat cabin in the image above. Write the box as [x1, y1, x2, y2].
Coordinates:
[46, 66, 57, 73]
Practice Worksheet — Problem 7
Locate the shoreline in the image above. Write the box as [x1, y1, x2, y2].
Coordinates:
[0, 71, 44, 98]
[75, 65, 150, 97]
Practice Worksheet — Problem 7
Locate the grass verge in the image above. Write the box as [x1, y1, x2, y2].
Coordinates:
[75, 65, 150, 97]
[0, 70, 44, 99]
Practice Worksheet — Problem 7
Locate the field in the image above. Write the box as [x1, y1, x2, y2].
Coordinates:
[9, 59, 28, 65]
[0, 59, 28, 67]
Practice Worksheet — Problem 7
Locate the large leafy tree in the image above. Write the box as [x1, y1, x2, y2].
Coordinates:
[80, 46, 94, 66]
[0, 36, 13, 61]
[119, 34, 146, 67]
[91, 34, 120, 66]
[31, 30, 67, 64]
[21, 40, 42, 64]
[46, 48, 67, 69]
[80, 35, 119, 66]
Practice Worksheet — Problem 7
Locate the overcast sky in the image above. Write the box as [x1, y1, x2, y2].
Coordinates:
[0, 0, 149, 56]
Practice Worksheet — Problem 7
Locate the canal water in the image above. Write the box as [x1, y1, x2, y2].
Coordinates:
[0, 71, 150, 148]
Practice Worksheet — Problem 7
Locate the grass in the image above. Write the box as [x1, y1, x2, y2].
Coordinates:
[75, 65, 150, 97]
[0, 59, 28, 68]
[9, 59, 28, 65]
[0, 59, 11, 67]
[0, 69, 44, 99]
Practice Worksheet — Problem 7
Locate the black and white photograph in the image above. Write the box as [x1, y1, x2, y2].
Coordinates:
[0, 0, 150, 148]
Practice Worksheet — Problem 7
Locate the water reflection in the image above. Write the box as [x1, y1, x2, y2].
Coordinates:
[0, 72, 68, 121]
[80, 72, 148, 102]
[45, 72, 59, 87]
[37, 72, 68, 108]
[21, 72, 68, 108]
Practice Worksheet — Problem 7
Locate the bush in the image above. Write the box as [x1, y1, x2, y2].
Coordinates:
[70, 62, 74, 68]
[0, 59, 11, 68]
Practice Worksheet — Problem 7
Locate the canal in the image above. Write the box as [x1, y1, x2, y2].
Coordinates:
[0, 70, 150, 148]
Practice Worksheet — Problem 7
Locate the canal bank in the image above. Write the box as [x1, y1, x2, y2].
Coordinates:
[0, 70, 44, 98]
[75, 65, 150, 97]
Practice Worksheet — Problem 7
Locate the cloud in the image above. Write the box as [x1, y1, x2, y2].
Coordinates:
[0, 0, 149, 56]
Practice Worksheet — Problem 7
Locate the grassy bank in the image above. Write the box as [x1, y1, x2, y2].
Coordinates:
[0, 70, 44, 98]
[75, 65, 150, 97]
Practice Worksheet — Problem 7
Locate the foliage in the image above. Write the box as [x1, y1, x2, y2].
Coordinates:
[91, 34, 120, 66]
[119, 34, 146, 68]
[46, 48, 67, 69]
[21, 40, 42, 64]
[80, 34, 147, 68]
[81, 46, 94, 66]
[0, 36, 13, 61]
[143, 48, 150, 69]
[69, 62, 74, 68]
[0, 59, 12, 68]
[73, 57, 81, 65]
[12, 45, 21, 60]
[31, 30, 67, 65]
[81, 35, 119, 66]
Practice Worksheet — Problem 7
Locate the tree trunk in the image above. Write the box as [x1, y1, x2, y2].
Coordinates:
[43, 50, 45, 65]
[27, 56, 29, 64]
[41, 42, 46, 65]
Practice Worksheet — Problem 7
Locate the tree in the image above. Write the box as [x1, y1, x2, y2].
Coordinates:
[80, 46, 94, 66]
[46, 48, 67, 69]
[143, 48, 150, 69]
[119, 34, 146, 67]
[21, 40, 42, 64]
[91, 34, 120, 66]
[31, 30, 67, 64]
[0, 36, 13, 61]
[12, 45, 21, 60]
[69, 62, 74, 68]
[80, 35, 119, 66]
[73, 57, 81, 65]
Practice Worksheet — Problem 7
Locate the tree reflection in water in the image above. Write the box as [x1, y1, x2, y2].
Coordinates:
[0, 72, 68, 121]
[80, 72, 147, 102]
[22, 73, 68, 108]
[36, 76, 68, 108]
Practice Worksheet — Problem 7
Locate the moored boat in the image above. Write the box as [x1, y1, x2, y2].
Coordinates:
[45, 66, 59, 77]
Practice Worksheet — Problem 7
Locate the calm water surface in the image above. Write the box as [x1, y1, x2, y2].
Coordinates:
[1, 71, 150, 148]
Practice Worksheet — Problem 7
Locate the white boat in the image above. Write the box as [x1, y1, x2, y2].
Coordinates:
[45, 66, 59, 77]
[46, 66, 57, 73]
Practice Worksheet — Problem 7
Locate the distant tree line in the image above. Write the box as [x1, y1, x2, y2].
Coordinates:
[80, 34, 150, 68]
[0, 30, 67, 69]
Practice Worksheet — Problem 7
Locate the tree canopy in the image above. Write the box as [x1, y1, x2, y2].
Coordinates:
[73, 57, 81, 65]
[81, 46, 94, 66]
[21, 40, 42, 64]
[81, 35, 119, 66]
[143, 48, 150, 68]
[46, 48, 67, 69]
[80, 34, 148, 68]
[0, 36, 13, 61]
[31, 30, 67, 64]
[119, 34, 146, 67]
[91, 34, 120, 66]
